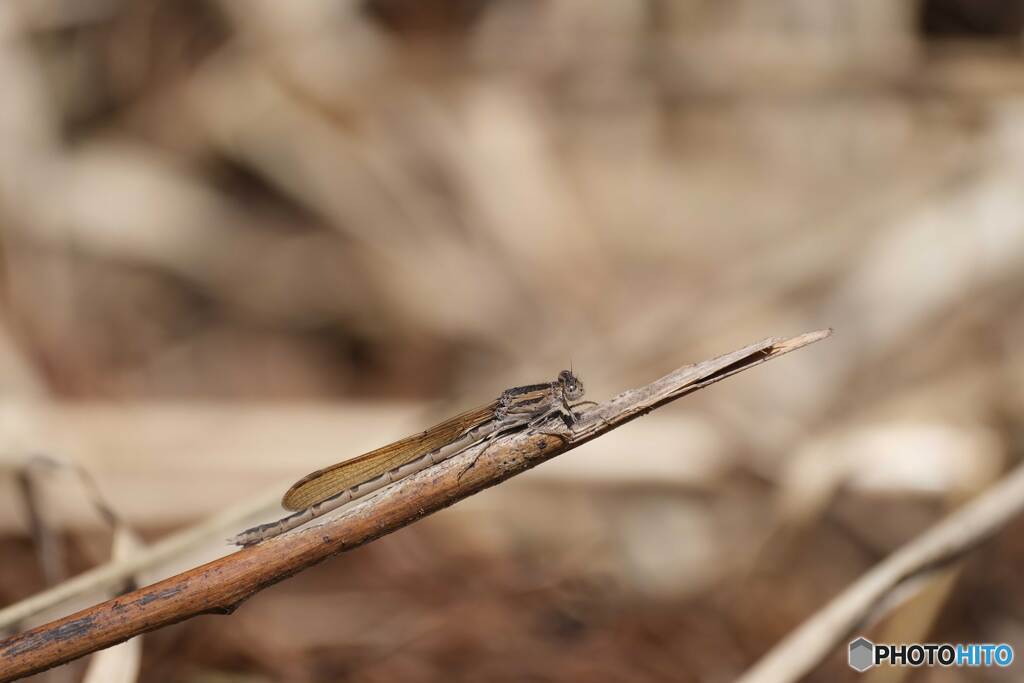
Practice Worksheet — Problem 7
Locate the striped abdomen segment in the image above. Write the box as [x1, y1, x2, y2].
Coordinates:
[231, 417, 504, 546]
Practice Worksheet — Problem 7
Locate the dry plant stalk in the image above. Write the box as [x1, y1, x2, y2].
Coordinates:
[0, 330, 830, 682]
[737, 457, 1024, 683]
[0, 491, 281, 632]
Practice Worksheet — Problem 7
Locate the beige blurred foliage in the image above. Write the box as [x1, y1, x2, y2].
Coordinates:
[1, 0, 1023, 681]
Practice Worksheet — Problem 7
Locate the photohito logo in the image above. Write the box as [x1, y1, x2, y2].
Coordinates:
[848, 637, 1014, 671]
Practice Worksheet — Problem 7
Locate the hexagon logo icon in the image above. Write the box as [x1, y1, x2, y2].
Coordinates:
[848, 637, 875, 672]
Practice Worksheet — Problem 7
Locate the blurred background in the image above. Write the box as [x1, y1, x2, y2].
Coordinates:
[1, 0, 1024, 681]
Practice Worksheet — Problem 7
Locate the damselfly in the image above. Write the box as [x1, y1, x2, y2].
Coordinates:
[232, 370, 586, 546]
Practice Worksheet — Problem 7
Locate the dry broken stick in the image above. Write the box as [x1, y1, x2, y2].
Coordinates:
[0, 490, 282, 633]
[0, 329, 831, 682]
[736, 457, 1024, 683]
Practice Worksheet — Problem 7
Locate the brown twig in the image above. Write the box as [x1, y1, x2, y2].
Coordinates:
[0, 329, 830, 682]
[0, 489, 281, 633]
